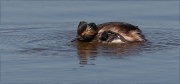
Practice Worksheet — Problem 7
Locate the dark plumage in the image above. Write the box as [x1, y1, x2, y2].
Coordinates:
[72, 21, 146, 43]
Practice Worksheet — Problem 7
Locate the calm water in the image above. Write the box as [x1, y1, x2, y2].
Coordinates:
[0, 1, 179, 84]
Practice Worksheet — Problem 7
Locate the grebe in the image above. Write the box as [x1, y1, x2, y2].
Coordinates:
[72, 21, 146, 43]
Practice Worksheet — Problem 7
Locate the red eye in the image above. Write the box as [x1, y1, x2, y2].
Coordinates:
[81, 32, 85, 36]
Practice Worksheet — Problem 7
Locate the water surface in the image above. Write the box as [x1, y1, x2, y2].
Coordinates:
[0, 1, 179, 84]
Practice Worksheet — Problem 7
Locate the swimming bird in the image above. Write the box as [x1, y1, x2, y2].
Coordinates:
[72, 21, 146, 43]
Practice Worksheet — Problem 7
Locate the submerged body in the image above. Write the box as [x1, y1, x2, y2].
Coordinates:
[72, 21, 146, 43]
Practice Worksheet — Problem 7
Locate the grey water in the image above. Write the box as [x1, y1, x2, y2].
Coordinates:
[0, 1, 179, 84]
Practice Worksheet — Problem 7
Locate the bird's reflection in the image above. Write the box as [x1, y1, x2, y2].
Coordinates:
[75, 41, 147, 67]
[76, 42, 98, 67]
